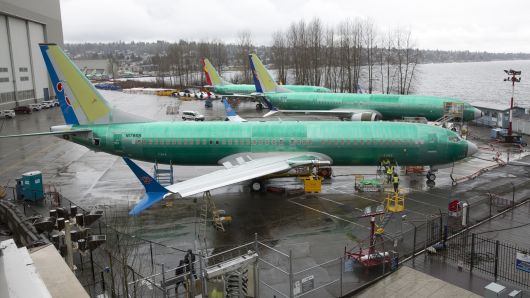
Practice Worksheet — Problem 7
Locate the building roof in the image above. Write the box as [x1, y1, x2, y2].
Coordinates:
[471, 102, 525, 112]
[355, 266, 480, 298]
[0, 239, 52, 298]
[0, 239, 89, 298]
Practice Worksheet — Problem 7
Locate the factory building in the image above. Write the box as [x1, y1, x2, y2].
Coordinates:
[0, 0, 63, 109]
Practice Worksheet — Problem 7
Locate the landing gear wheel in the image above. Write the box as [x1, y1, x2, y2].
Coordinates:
[256, 103, 263, 111]
[318, 167, 333, 179]
[250, 180, 264, 192]
[426, 180, 436, 188]
[426, 172, 436, 181]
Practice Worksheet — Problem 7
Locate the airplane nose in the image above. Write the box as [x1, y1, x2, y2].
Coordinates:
[474, 108, 483, 119]
[467, 141, 478, 157]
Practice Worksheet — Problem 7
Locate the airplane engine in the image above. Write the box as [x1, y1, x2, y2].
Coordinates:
[350, 112, 382, 121]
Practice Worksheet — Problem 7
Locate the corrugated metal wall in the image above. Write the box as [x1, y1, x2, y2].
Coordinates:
[0, 14, 46, 109]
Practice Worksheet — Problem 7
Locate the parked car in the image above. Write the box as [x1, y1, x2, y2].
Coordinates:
[41, 100, 59, 108]
[0, 110, 15, 119]
[13, 106, 31, 114]
[29, 103, 42, 111]
[181, 111, 205, 121]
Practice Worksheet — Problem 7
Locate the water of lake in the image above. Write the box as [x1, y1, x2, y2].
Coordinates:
[415, 60, 530, 107]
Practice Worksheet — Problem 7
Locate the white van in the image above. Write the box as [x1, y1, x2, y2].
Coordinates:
[0, 110, 15, 119]
[181, 111, 205, 121]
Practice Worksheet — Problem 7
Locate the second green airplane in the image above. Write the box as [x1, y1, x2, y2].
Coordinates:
[249, 53, 483, 122]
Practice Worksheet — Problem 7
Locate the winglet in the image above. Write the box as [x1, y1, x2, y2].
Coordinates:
[222, 98, 247, 122]
[123, 157, 169, 215]
[260, 96, 279, 118]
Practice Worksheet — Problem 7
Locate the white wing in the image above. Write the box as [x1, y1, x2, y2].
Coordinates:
[166, 153, 330, 198]
[264, 109, 382, 121]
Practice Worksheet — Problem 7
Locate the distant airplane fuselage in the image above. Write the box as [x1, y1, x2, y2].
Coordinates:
[264, 92, 482, 121]
[72, 121, 474, 166]
[211, 84, 331, 95]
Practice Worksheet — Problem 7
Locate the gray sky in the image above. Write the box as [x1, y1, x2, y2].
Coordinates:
[61, 0, 530, 52]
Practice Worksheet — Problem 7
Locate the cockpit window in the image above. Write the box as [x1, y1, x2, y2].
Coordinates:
[448, 134, 462, 142]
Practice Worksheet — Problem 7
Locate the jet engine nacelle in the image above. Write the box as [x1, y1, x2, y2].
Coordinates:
[350, 112, 382, 121]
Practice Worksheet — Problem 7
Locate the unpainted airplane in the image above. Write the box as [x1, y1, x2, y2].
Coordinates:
[248, 54, 484, 122]
[202, 58, 331, 110]
[1, 44, 478, 216]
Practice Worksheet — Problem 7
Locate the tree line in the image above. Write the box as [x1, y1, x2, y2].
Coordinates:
[65, 18, 530, 94]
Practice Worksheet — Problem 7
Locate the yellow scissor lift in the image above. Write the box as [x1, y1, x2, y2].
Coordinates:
[375, 190, 405, 235]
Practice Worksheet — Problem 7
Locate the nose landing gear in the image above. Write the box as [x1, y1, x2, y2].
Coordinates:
[426, 170, 436, 188]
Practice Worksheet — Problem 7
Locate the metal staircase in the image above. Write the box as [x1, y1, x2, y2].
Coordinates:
[225, 268, 248, 298]
[434, 102, 464, 127]
[153, 161, 173, 186]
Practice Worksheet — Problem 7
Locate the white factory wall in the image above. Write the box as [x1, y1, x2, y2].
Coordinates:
[0, 15, 14, 103]
[28, 21, 47, 100]
[8, 17, 33, 104]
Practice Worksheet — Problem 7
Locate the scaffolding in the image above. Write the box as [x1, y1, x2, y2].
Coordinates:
[152, 161, 173, 186]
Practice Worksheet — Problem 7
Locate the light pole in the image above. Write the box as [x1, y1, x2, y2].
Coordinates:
[503, 69, 521, 136]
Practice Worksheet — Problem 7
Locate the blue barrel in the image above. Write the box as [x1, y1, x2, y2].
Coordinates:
[21, 171, 44, 201]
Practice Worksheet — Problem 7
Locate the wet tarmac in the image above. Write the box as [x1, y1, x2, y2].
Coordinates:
[1, 90, 529, 296]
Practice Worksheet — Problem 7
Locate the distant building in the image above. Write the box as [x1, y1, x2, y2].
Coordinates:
[472, 102, 526, 128]
[0, 0, 63, 109]
[472, 102, 530, 135]
[73, 59, 117, 80]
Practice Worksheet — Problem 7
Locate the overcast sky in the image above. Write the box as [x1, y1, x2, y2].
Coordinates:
[61, 0, 530, 52]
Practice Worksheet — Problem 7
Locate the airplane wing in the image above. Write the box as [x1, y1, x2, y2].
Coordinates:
[259, 96, 381, 120]
[124, 153, 331, 215]
[220, 93, 258, 99]
[0, 129, 92, 138]
[166, 153, 329, 197]
[263, 108, 382, 121]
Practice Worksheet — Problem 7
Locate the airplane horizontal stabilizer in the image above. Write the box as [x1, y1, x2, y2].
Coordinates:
[123, 157, 169, 215]
[0, 129, 92, 138]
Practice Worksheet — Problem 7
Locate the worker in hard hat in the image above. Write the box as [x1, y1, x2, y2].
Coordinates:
[392, 173, 400, 193]
[386, 166, 393, 183]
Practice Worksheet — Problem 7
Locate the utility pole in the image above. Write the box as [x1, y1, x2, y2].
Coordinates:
[503, 69, 521, 136]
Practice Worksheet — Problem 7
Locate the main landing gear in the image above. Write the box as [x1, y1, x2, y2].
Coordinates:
[426, 169, 437, 188]
[250, 180, 264, 192]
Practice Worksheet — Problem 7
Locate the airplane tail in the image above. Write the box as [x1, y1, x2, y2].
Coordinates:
[39, 44, 143, 125]
[123, 157, 169, 216]
[222, 98, 247, 122]
[202, 58, 229, 86]
[248, 53, 291, 93]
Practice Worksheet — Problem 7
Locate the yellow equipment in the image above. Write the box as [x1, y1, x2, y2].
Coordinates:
[302, 176, 323, 193]
[386, 192, 405, 212]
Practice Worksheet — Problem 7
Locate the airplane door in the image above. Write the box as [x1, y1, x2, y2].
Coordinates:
[113, 133, 123, 153]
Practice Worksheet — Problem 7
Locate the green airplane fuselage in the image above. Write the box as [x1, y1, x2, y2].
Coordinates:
[212, 84, 331, 95]
[265, 92, 479, 121]
[70, 121, 469, 166]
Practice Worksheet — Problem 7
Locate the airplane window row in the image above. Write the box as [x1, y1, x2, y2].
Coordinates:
[134, 138, 424, 146]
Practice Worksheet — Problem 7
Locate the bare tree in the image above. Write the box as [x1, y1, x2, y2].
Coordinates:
[363, 19, 377, 93]
[394, 29, 420, 94]
[237, 30, 253, 84]
[271, 30, 288, 84]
